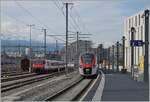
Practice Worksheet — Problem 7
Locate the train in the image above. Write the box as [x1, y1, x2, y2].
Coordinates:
[32, 59, 65, 73]
[79, 52, 98, 77]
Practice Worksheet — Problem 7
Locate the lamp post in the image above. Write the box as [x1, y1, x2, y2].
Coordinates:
[122, 36, 125, 70]
[144, 9, 149, 82]
[131, 27, 135, 77]
[112, 45, 115, 72]
[116, 41, 119, 72]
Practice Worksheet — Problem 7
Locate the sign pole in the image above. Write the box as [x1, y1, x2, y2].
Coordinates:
[131, 27, 135, 77]
[144, 9, 149, 82]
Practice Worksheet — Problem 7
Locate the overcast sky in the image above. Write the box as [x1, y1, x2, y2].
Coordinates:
[1, 0, 149, 47]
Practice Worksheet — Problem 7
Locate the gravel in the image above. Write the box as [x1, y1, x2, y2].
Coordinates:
[2, 71, 81, 101]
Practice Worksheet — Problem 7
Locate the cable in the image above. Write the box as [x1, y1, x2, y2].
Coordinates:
[71, 7, 90, 34]
[3, 12, 28, 25]
[52, 0, 79, 31]
[14, 0, 67, 43]
[2, 12, 47, 33]
[14, 0, 59, 34]
[68, 11, 81, 32]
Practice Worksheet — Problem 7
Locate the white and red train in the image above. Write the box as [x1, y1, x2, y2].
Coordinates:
[79, 52, 98, 76]
[32, 59, 65, 73]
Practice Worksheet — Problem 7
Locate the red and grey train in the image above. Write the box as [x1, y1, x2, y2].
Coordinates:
[32, 59, 65, 73]
[79, 52, 98, 76]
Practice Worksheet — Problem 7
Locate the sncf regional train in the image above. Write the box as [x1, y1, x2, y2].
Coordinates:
[32, 59, 65, 73]
[79, 52, 98, 76]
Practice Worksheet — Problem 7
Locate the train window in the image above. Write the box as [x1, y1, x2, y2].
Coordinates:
[82, 53, 94, 64]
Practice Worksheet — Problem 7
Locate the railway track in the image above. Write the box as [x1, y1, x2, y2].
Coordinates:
[2, 71, 101, 101]
[1, 71, 29, 77]
[2, 71, 22, 75]
[44, 75, 99, 101]
[1, 73, 37, 82]
[1, 71, 65, 92]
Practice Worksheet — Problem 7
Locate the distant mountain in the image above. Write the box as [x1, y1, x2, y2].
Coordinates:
[1, 40, 64, 51]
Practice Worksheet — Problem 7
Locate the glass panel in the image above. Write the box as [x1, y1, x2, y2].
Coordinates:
[82, 53, 94, 64]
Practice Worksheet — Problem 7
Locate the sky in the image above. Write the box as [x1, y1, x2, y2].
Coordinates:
[1, 0, 150, 48]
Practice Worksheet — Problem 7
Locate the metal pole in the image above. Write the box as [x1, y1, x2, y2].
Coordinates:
[65, 3, 68, 74]
[108, 47, 110, 69]
[56, 40, 58, 54]
[29, 25, 32, 73]
[131, 27, 135, 77]
[116, 41, 119, 72]
[76, 31, 79, 68]
[44, 29, 46, 58]
[122, 36, 125, 69]
[144, 9, 149, 82]
[100, 44, 103, 68]
[99, 52, 101, 68]
[4, 45, 6, 55]
[112, 45, 115, 72]
[18, 39, 21, 55]
[27, 24, 34, 73]
[30, 26, 31, 56]
[97, 47, 100, 68]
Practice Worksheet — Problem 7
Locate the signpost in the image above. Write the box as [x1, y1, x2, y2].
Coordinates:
[130, 40, 144, 47]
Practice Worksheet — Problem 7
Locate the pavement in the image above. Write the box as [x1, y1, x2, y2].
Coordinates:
[101, 71, 149, 101]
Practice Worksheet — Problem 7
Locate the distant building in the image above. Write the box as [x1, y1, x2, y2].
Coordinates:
[97, 43, 123, 69]
[61, 40, 92, 64]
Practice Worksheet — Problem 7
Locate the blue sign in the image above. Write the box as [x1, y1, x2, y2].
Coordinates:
[130, 40, 144, 46]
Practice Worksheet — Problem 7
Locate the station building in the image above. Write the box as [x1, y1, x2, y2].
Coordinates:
[124, 9, 150, 81]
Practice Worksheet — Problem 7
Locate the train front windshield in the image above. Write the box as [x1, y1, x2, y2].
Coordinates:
[82, 53, 94, 64]
[32, 60, 45, 64]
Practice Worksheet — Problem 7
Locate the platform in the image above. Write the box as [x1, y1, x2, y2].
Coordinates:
[101, 73, 149, 101]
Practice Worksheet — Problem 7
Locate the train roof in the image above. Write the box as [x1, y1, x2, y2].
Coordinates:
[32, 59, 64, 62]
[80, 52, 95, 55]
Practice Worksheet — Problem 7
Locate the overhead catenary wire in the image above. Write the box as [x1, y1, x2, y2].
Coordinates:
[5, 1, 89, 46]
[52, 0, 79, 31]
[2, 12, 48, 32]
[68, 11, 81, 32]
[14, 0, 60, 34]
[72, 7, 91, 34]
[13, 0, 67, 43]
[61, 0, 90, 34]
[2, 12, 29, 26]
[55, 0, 90, 34]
